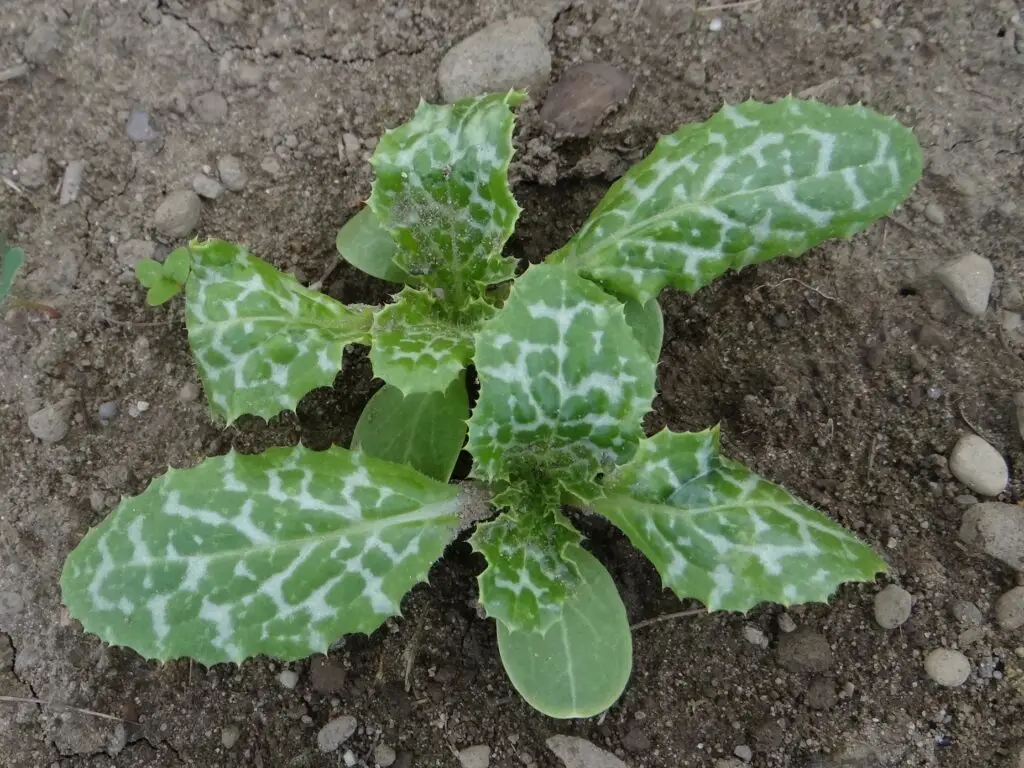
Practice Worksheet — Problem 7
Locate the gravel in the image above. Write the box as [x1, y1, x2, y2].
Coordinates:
[153, 190, 201, 238]
[777, 627, 832, 673]
[457, 745, 491, 768]
[192, 91, 228, 123]
[437, 17, 551, 103]
[995, 587, 1024, 630]
[16, 152, 47, 189]
[126, 109, 159, 142]
[98, 401, 119, 421]
[539, 61, 633, 137]
[192, 174, 224, 200]
[873, 585, 913, 629]
[936, 252, 994, 316]
[28, 399, 74, 443]
[948, 600, 984, 626]
[949, 433, 1008, 496]
[924, 648, 971, 687]
[958, 502, 1024, 570]
[546, 736, 627, 768]
[317, 716, 356, 753]
[277, 669, 299, 689]
[373, 744, 397, 767]
[220, 725, 240, 749]
[217, 155, 248, 191]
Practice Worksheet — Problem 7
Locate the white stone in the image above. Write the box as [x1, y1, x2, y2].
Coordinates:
[547, 736, 627, 768]
[317, 716, 356, 753]
[743, 625, 769, 649]
[278, 669, 299, 689]
[924, 648, 971, 687]
[959, 502, 1024, 571]
[949, 434, 1008, 496]
[873, 585, 913, 629]
[995, 587, 1024, 630]
[936, 252, 994, 316]
[458, 744, 491, 768]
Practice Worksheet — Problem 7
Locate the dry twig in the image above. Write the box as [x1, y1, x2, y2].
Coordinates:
[630, 607, 706, 631]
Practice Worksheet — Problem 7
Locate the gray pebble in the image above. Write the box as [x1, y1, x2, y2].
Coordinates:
[153, 190, 201, 238]
[1003, 282, 1024, 313]
[743, 625, 769, 649]
[261, 155, 282, 177]
[339, 133, 362, 164]
[777, 613, 797, 633]
[936, 252, 994, 316]
[0, 590, 26, 620]
[777, 627, 832, 673]
[126, 109, 159, 142]
[373, 744, 397, 768]
[873, 585, 913, 629]
[684, 62, 707, 88]
[192, 173, 224, 200]
[116, 239, 156, 267]
[15, 152, 47, 189]
[192, 91, 228, 123]
[923, 201, 946, 225]
[28, 399, 74, 443]
[317, 716, 356, 753]
[960, 502, 1024, 570]
[546, 736, 627, 768]
[217, 155, 248, 191]
[278, 669, 299, 689]
[457, 745, 491, 768]
[177, 382, 200, 403]
[715, 761, 746, 768]
[995, 587, 1024, 630]
[948, 600, 984, 626]
[734, 745, 753, 762]
[221, 725, 240, 749]
[59, 160, 84, 206]
[98, 401, 119, 421]
[437, 17, 551, 103]
[924, 648, 971, 687]
[23, 24, 61, 64]
[539, 61, 632, 138]
[949, 434, 1008, 497]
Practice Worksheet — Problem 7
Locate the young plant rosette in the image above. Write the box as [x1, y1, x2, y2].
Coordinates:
[62, 91, 922, 718]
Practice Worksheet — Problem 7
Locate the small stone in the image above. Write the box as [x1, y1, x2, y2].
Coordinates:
[539, 61, 633, 137]
[374, 744, 397, 767]
[777, 627, 832, 673]
[98, 401, 119, 421]
[192, 173, 224, 200]
[192, 91, 229, 123]
[317, 716, 357, 753]
[340, 133, 361, 164]
[177, 382, 200, 403]
[714, 761, 745, 768]
[437, 17, 552, 103]
[873, 585, 913, 629]
[59, 160, 85, 206]
[546, 736, 627, 768]
[734, 745, 753, 762]
[261, 155, 282, 177]
[924, 648, 971, 687]
[777, 613, 797, 633]
[743, 625, 769, 649]
[995, 587, 1024, 630]
[948, 600, 984, 626]
[923, 201, 946, 225]
[153, 190, 202, 238]
[221, 725, 240, 749]
[1003, 282, 1024, 312]
[310, 656, 346, 693]
[28, 399, 74, 443]
[936, 252, 994, 316]
[217, 155, 248, 191]
[116, 239, 156, 267]
[621, 727, 650, 753]
[959, 502, 1024, 570]
[949, 434, 1008, 496]
[458, 745, 491, 768]
[343, 750, 356, 767]
[0, 591, 26, 620]
[683, 62, 707, 88]
[126, 109, 159, 142]
[23, 24, 61, 64]
[806, 676, 838, 710]
[16, 152, 47, 189]
[278, 669, 299, 689]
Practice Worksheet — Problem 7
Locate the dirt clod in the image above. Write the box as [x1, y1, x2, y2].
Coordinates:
[153, 190, 202, 238]
[777, 627, 833, 673]
[539, 61, 633, 137]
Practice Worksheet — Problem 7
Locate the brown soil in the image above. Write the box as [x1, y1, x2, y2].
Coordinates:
[2, 1, 1023, 767]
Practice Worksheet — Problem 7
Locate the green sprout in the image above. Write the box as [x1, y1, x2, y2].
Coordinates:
[61, 92, 921, 718]
[1, 235, 59, 320]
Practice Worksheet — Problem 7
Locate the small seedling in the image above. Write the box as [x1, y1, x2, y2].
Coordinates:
[0, 235, 59, 320]
[62, 92, 921, 717]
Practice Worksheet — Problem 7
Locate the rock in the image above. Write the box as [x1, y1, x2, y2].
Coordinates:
[116, 239, 156, 267]
[177, 382, 200, 403]
[777, 627, 832, 673]
[924, 648, 970, 687]
[339, 133, 362, 164]
[106, 722, 127, 756]
[457, 745, 491, 768]
[715, 761, 745, 768]
[278, 669, 299, 689]
[995, 587, 1024, 630]
[217, 155, 248, 191]
[948, 600, 984, 626]
[437, 17, 551, 103]
[16, 152, 47, 189]
[734, 744, 753, 761]
[539, 62, 633, 137]
[949, 434, 1008, 497]
[310, 656, 346, 693]
[806, 676, 838, 710]
[23, 24, 61, 64]
[873, 585, 913, 629]
[1004, 282, 1024, 312]
[743, 625, 769, 649]
[192, 174, 224, 200]
[936, 252, 994, 316]
[546, 736, 627, 768]
[28, 399, 74, 443]
[959, 502, 1024, 570]
[777, 613, 797, 633]
[261, 155, 282, 177]
[221, 725, 240, 749]
[192, 91, 228, 123]
[317, 716, 356, 753]
[684, 61, 707, 88]
[59, 160, 85, 206]
[153, 190, 201, 238]
[923, 201, 946, 225]
[373, 744, 397, 767]
[0, 591, 26, 620]
[621, 727, 650, 753]
[1002, 311, 1024, 346]
[98, 401, 119, 421]
[125, 109, 159, 142]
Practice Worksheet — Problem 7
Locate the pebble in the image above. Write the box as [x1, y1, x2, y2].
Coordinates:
[217, 155, 248, 191]
[153, 190, 202, 238]
[1004, 282, 1024, 312]
[873, 584, 913, 629]
[317, 716, 356, 753]
[777, 613, 797, 633]
[177, 382, 200, 403]
[948, 600, 984, 626]
[936, 252, 994, 316]
[734, 745, 753, 762]
[221, 725, 240, 749]
[621, 727, 650, 753]
[715, 761, 745, 768]
[539, 61, 633, 137]
[0, 590, 26, 619]
[28, 399, 74, 443]
[98, 401, 119, 421]
[192, 91, 229, 123]
[996, 587, 1024, 630]
[457, 745, 491, 768]
[959, 502, 1024, 570]
[59, 160, 84, 206]
[278, 669, 299, 689]
[310, 656, 346, 693]
[373, 744, 397, 767]
[546, 736, 627, 768]
[924, 648, 971, 687]
[743, 625, 769, 649]
[923, 201, 946, 225]
[437, 17, 551, 103]
[684, 61, 707, 88]
[23, 23, 61, 64]
[16, 152, 47, 189]
[777, 627, 833, 673]
[949, 434, 1008, 496]
[260, 155, 282, 177]
[126, 109, 159, 142]
[192, 173, 224, 200]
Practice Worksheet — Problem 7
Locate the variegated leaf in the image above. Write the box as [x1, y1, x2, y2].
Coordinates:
[550, 98, 923, 303]
[184, 240, 373, 423]
[368, 91, 523, 302]
[60, 445, 460, 665]
[467, 263, 656, 501]
[594, 428, 886, 612]
[370, 287, 495, 394]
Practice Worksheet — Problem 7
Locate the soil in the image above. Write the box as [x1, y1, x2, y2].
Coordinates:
[2, 0, 1023, 767]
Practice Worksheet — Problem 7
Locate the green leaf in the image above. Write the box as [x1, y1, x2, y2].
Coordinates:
[146, 278, 183, 306]
[351, 374, 468, 482]
[335, 207, 410, 284]
[60, 445, 460, 665]
[135, 259, 165, 288]
[368, 91, 524, 304]
[370, 287, 495, 394]
[550, 98, 923, 303]
[184, 239, 373, 423]
[466, 263, 656, 501]
[497, 545, 632, 718]
[1, 242, 26, 301]
[471, 501, 582, 633]
[593, 428, 886, 612]
[622, 298, 663, 362]
[163, 247, 192, 284]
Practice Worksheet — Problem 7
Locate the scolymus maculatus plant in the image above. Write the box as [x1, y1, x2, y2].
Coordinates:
[62, 92, 922, 717]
